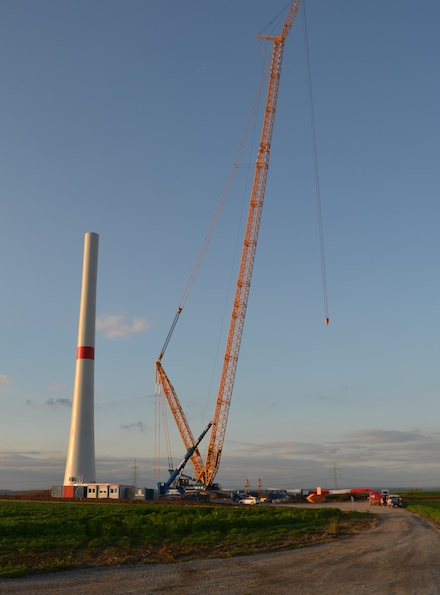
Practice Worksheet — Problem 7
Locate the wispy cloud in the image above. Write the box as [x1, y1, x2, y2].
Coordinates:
[97, 314, 150, 339]
[2, 430, 440, 492]
[232, 440, 336, 458]
[48, 384, 66, 393]
[46, 398, 72, 408]
[345, 429, 427, 445]
[222, 429, 440, 489]
[0, 374, 13, 385]
[25, 398, 71, 408]
[120, 421, 147, 433]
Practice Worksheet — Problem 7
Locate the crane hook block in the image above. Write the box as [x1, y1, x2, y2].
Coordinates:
[325, 317, 329, 326]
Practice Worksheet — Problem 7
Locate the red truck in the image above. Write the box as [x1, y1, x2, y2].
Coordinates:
[369, 490, 390, 505]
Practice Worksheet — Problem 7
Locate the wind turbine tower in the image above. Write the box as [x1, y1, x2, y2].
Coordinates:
[63, 232, 99, 486]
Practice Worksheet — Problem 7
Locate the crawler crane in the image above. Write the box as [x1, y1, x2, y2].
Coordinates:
[156, 1, 301, 488]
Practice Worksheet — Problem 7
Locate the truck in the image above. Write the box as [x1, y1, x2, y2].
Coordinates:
[369, 489, 402, 507]
[368, 491, 382, 505]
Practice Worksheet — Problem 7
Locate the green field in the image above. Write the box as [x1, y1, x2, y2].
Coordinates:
[0, 500, 371, 578]
[400, 491, 440, 524]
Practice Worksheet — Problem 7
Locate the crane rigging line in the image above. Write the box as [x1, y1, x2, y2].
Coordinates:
[201, 58, 268, 427]
[154, 1, 328, 489]
[157, 67, 269, 362]
[259, 1, 293, 36]
[302, 0, 330, 326]
[178, 72, 268, 312]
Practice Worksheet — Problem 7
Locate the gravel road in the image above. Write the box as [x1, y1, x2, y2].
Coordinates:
[2, 501, 440, 594]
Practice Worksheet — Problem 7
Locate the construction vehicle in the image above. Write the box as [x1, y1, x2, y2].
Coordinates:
[157, 422, 212, 496]
[155, 1, 301, 489]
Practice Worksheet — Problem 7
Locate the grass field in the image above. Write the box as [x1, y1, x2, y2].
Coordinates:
[400, 491, 440, 524]
[0, 499, 373, 578]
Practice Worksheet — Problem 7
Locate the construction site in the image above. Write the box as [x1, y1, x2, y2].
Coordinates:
[52, 0, 328, 501]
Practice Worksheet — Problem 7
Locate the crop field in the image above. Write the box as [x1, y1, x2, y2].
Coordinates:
[401, 491, 440, 524]
[0, 499, 373, 578]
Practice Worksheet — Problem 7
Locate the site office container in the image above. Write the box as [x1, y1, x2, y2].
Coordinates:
[125, 487, 146, 500]
[108, 484, 133, 499]
[51, 485, 63, 498]
[125, 487, 156, 500]
[109, 485, 121, 499]
[63, 485, 74, 498]
[74, 485, 87, 498]
[86, 484, 98, 498]
[98, 485, 109, 498]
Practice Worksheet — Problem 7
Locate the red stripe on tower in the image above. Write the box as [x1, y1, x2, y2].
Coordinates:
[76, 346, 95, 360]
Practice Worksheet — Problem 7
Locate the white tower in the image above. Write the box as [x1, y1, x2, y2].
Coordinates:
[64, 232, 99, 486]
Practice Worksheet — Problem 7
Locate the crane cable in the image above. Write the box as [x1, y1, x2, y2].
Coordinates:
[153, 386, 174, 482]
[201, 54, 268, 426]
[259, 1, 293, 36]
[302, 0, 330, 326]
[157, 70, 268, 362]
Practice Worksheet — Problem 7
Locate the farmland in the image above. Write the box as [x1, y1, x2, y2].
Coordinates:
[401, 491, 440, 524]
[0, 497, 373, 578]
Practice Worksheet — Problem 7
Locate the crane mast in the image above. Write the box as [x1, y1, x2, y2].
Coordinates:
[156, 1, 301, 488]
[197, 0, 301, 487]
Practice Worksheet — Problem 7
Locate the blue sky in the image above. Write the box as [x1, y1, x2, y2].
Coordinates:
[1, 0, 440, 492]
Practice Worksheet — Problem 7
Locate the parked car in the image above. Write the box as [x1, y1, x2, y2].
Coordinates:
[267, 490, 290, 504]
[230, 491, 247, 502]
[387, 495, 403, 508]
[238, 494, 260, 505]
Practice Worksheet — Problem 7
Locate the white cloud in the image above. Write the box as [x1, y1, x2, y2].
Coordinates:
[120, 421, 147, 433]
[0, 374, 13, 385]
[97, 314, 150, 339]
[45, 398, 72, 408]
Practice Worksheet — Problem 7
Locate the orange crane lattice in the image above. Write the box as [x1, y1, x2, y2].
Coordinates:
[156, 0, 301, 487]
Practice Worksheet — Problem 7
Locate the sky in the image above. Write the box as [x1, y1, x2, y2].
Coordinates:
[1, 0, 440, 493]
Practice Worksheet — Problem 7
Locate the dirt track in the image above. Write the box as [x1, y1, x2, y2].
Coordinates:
[2, 501, 440, 594]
